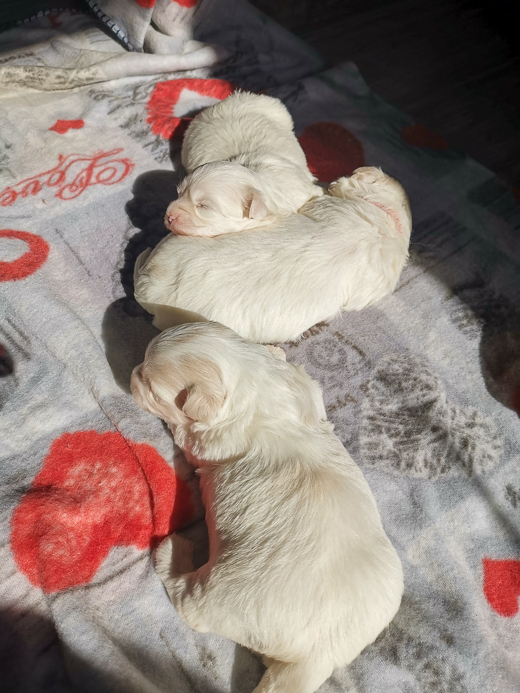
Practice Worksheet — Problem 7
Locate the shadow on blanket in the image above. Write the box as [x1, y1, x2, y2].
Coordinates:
[0, 608, 68, 691]
[0, 605, 263, 693]
[406, 188, 520, 419]
[123, 169, 181, 298]
[102, 169, 182, 392]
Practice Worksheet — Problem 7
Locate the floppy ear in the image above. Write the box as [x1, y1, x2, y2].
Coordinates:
[247, 189, 269, 220]
[181, 358, 226, 423]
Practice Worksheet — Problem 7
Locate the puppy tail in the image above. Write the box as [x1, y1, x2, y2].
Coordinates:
[253, 656, 333, 693]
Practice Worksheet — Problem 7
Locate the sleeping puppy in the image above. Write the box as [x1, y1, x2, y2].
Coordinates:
[165, 92, 322, 237]
[135, 167, 412, 343]
[130, 322, 403, 693]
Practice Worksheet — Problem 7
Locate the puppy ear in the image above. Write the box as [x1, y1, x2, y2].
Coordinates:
[247, 189, 269, 220]
[181, 358, 226, 423]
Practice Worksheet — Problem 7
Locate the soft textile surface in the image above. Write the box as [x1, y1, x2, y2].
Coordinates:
[1, 3, 520, 692]
[0, 8, 223, 90]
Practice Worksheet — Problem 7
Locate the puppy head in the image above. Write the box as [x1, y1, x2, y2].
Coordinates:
[164, 162, 269, 237]
[131, 323, 328, 452]
[131, 329, 227, 428]
[331, 166, 412, 233]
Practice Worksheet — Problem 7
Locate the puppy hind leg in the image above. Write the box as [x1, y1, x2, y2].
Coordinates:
[328, 177, 352, 199]
[253, 657, 334, 693]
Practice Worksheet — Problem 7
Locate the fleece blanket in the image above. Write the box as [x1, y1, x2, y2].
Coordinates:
[1, 2, 519, 692]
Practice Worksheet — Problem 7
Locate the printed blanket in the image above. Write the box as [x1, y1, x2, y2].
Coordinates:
[1, 2, 519, 692]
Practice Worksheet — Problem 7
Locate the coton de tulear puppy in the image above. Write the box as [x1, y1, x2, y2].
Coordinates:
[130, 322, 403, 693]
[164, 92, 322, 236]
[135, 167, 412, 343]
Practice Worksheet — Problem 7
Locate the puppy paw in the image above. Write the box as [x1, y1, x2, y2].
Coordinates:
[154, 533, 195, 580]
[265, 345, 287, 361]
[154, 535, 174, 581]
[328, 177, 352, 198]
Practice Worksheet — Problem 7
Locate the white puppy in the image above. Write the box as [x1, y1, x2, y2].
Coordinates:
[135, 167, 412, 343]
[165, 92, 322, 236]
[130, 322, 403, 693]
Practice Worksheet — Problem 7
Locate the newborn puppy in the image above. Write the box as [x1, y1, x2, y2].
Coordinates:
[135, 167, 412, 343]
[165, 92, 322, 236]
[130, 322, 403, 693]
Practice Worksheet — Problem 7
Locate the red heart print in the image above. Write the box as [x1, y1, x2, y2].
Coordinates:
[146, 78, 235, 140]
[0, 230, 50, 282]
[11, 430, 193, 593]
[298, 122, 365, 183]
[400, 123, 449, 150]
[49, 119, 85, 135]
[483, 558, 520, 617]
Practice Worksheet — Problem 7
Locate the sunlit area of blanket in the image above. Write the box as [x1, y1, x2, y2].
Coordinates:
[1, 1, 519, 692]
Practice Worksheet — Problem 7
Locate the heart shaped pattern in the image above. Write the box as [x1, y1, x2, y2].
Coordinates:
[0, 230, 50, 282]
[483, 558, 520, 617]
[146, 78, 235, 140]
[49, 119, 85, 135]
[298, 122, 365, 183]
[400, 123, 449, 150]
[11, 430, 193, 593]
[360, 354, 502, 478]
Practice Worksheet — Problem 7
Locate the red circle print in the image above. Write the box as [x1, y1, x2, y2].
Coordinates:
[0, 230, 49, 282]
[400, 123, 449, 150]
[10, 430, 193, 593]
[298, 122, 365, 183]
[483, 558, 520, 617]
[134, 0, 156, 8]
[146, 78, 235, 140]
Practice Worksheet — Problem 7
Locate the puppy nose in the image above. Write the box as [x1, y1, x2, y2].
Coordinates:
[165, 213, 176, 226]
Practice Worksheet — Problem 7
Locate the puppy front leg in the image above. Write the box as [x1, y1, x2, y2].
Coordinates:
[154, 534, 211, 633]
[155, 533, 194, 577]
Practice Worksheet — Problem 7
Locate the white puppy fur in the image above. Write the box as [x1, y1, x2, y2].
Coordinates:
[165, 92, 322, 236]
[135, 167, 412, 343]
[130, 322, 403, 693]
